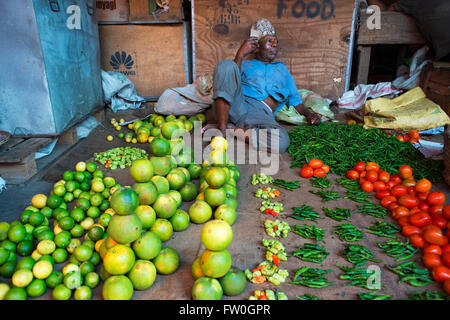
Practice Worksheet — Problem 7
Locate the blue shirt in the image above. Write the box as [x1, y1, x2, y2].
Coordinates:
[241, 59, 303, 113]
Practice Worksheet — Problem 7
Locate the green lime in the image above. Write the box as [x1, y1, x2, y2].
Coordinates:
[73, 188, 82, 199]
[76, 198, 91, 211]
[59, 216, 75, 231]
[26, 278, 46, 297]
[0, 222, 10, 241]
[103, 177, 116, 188]
[53, 184, 66, 197]
[102, 189, 111, 199]
[70, 224, 85, 238]
[93, 170, 104, 179]
[20, 210, 33, 224]
[79, 181, 91, 192]
[0, 239, 16, 252]
[89, 193, 104, 207]
[84, 271, 100, 288]
[16, 240, 34, 256]
[16, 256, 36, 271]
[23, 229, 34, 239]
[70, 208, 85, 223]
[52, 248, 68, 264]
[74, 245, 93, 262]
[40, 207, 53, 219]
[47, 195, 63, 209]
[89, 251, 101, 266]
[52, 284, 72, 300]
[74, 171, 85, 183]
[66, 238, 81, 254]
[0, 247, 10, 265]
[65, 181, 77, 193]
[64, 192, 74, 203]
[86, 206, 100, 219]
[98, 213, 112, 228]
[7, 223, 26, 243]
[74, 285, 92, 300]
[36, 229, 54, 242]
[4, 287, 27, 300]
[7, 251, 16, 263]
[54, 231, 71, 248]
[28, 211, 45, 227]
[99, 200, 110, 212]
[63, 170, 74, 181]
[58, 202, 67, 210]
[64, 270, 83, 290]
[79, 261, 95, 276]
[86, 162, 98, 173]
[45, 271, 63, 288]
[69, 255, 81, 266]
[0, 260, 17, 278]
[88, 226, 104, 242]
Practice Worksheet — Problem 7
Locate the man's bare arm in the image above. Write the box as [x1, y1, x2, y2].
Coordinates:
[294, 103, 321, 125]
[234, 37, 259, 69]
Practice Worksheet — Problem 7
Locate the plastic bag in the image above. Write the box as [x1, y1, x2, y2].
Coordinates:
[101, 70, 145, 112]
[299, 89, 335, 120]
[364, 87, 450, 131]
[274, 105, 306, 125]
[392, 46, 431, 90]
[155, 74, 213, 116]
[337, 82, 402, 110]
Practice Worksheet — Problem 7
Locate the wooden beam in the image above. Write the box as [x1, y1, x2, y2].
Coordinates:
[358, 11, 426, 45]
[356, 45, 372, 84]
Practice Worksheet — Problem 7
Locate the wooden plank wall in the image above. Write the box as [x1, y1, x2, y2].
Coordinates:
[193, 0, 354, 101]
[99, 24, 187, 97]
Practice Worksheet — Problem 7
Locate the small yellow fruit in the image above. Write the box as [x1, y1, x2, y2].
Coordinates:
[115, 126, 122, 131]
[107, 135, 113, 141]
[31, 194, 47, 209]
[75, 161, 86, 172]
[131, 138, 137, 144]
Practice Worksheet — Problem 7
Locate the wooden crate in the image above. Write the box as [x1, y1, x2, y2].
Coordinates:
[96, 0, 130, 22]
[99, 24, 188, 97]
[420, 62, 450, 117]
[129, 0, 184, 21]
[192, 0, 355, 101]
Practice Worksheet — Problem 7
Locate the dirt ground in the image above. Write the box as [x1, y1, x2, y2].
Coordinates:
[0, 104, 448, 300]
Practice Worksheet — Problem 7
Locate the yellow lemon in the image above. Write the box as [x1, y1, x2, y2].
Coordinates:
[211, 136, 228, 151]
[107, 135, 113, 141]
[31, 194, 47, 209]
[32, 260, 53, 279]
[75, 161, 86, 172]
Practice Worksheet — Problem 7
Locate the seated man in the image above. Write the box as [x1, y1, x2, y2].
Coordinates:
[205, 18, 321, 154]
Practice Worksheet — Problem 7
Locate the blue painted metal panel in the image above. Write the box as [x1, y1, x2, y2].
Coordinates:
[32, 0, 103, 134]
[0, 0, 103, 135]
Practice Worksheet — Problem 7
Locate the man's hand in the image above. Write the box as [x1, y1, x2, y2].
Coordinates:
[234, 37, 259, 68]
[307, 113, 321, 125]
[294, 103, 321, 125]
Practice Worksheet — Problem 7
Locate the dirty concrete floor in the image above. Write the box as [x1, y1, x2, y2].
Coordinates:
[0, 104, 448, 300]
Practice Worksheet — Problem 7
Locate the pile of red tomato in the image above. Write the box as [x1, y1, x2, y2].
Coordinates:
[346, 161, 450, 294]
[386, 129, 421, 144]
[300, 159, 330, 179]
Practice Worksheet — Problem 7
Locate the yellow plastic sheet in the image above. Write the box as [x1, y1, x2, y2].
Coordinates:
[363, 87, 450, 131]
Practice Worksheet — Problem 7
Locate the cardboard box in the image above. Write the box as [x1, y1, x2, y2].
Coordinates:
[99, 24, 188, 97]
[129, 0, 183, 21]
[96, 0, 129, 22]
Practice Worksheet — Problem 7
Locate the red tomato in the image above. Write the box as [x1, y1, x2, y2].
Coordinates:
[409, 207, 421, 215]
[398, 195, 419, 208]
[313, 168, 326, 178]
[424, 226, 448, 246]
[442, 244, 450, 254]
[381, 196, 397, 208]
[366, 162, 380, 171]
[353, 161, 366, 173]
[398, 165, 413, 179]
[373, 181, 387, 192]
[444, 279, 450, 295]
[442, 252, 450, 268]
[321, 164, 330, 174]
[416, 192, 429, 202]
[431, 266, 450, 282]
[409, 234, 425, 248]
[427, 191, 446, 206]
[390, 174, 402, 185]
[417, 201, 430, 213]
[397, 135, 405, 142]
[309, 159, 323, 169]
[393, 206, 410, 219]
[424, 244, 442, 255]
[361, 181, 374, 193]
[402, 225, 421, 237]
[442, 205, 450, 220]
[388, 202, 400, 213]
[346, 170, 359, 180]
[429, 205, 444, 215]
[431, 213, 447, 229]
[391, 185, 407, 198]
[386, 181, 396, 190]
[366, 170, 379, 183]
[300, 166, 314, 179]
[409, 212, 432, 227]
[423, 253, 443, 269]
[415, 178, 432, 193]
[406, 186, 416, 196]
[397, 216, 410, 227]
[402, 178, 416, 188]
[377, 170, 390, 183]
[375, 190, 391, 200]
